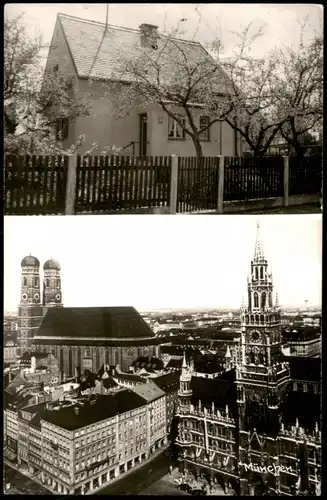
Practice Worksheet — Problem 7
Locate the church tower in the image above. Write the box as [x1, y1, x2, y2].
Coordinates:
[178, 353, 193, 409]
[236, 222, 290, 433]
[42, 259, 63, 315]
[17, 255, 44, 355]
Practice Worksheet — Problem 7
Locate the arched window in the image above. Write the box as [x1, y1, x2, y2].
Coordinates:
[269, 293, 273, 307]
[260, 315, 265, 324]
[45, 279, 50, 287]
[260, 267, 264, 279]
[23, 277, 27, 287]
[255, 315, 260, 324]
[255, 268, 259, 280]
[249, 352, 255, 364]
[261, 292, 266, 309]
[35, 277, 39, 287]
[254, 293, 259, 308]
[57, 279, 61, 289]
[246, 316, 249, 324]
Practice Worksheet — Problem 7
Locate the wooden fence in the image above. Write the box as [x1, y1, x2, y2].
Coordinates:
[223, 156, 284, 202]
[4, 155, 67, 215]
[4, 154, 322, 215]
[74, 156, 171, 213]
[177, 157, 219, 213]
[289, 156, 322, 197]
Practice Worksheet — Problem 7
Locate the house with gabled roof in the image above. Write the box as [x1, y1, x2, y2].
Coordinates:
[45, 13, 243, 156]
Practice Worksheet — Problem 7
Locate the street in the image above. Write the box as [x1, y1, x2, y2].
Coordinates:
[4, 464, 50, 495]
[140, 474, 191, 496]
[94, 449, 175, 495]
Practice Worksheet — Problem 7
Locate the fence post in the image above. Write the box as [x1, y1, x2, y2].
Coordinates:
[169, 155, 178, 214]
[283, 155, 289, 207]
[217, 155, 225, 214]
[65, 155, 77, 215]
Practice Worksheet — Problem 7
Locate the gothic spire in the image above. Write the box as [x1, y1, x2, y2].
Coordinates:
[182, 351, 187, 369]
[254, 220, 265, 262]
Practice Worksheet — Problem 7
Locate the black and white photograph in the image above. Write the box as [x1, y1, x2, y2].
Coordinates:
[3, 215, 322, 496]
[3, 2, 323, 498]
[4, 3, 322, 215]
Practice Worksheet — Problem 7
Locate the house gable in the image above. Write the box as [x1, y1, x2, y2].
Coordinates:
[45, 15, 78, 80]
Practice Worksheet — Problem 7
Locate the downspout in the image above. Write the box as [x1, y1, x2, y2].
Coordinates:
[220, 121, 223, 155]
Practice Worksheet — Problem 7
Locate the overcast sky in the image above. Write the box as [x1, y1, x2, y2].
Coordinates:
[4, 215, 322, 312]
[5, 3, 323, 60]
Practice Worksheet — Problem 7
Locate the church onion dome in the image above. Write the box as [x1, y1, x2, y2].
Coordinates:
[44, 259, 61, 270]
[21, 255, 40, 268]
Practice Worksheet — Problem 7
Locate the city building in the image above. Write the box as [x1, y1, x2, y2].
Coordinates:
[175, 222, 321, 496]
[132, 381, 167, 453]
[33, 306, 161, 375]
[4, 339, 18, 364]
[152, 371, 180, 435]
[282, 327, 321, 357]
[12, 389, 167, 495]
[44, 13, 244, 156]
[17, 256, 63, 355]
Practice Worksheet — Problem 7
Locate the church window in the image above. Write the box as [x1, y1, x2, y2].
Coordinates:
[260, 267, 264, 279]
[254, 293, 259, 308]
[23, 277, 27, 286]
[261, 292, 266, 309]
[249, 352, 255, 364]
[45, 279, 50, 287]
[255, 315, 260, 324]
[35, 277, 39, 287]
[255, 267, 258, 280]
[57, 279, 61, 289]
[269, 293, 273, 307]
[260, 315, 264, 324]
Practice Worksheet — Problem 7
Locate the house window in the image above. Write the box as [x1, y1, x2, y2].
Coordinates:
[168, 115, 186, 139]
[56, 117, 69, 140]
[199, 116, 210, 140]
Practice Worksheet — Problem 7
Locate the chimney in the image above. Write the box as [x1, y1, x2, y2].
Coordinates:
[139, 23, 158, 49]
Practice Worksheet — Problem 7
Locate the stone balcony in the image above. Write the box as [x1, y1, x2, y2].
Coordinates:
[279, 423, 321, 444]
[176, 405, 235, 426]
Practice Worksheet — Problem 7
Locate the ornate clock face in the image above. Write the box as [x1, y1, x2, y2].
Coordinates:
[250, 331, 260, 343]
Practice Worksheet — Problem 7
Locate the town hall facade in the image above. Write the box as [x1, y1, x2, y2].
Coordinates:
[175, 223, 321, 496]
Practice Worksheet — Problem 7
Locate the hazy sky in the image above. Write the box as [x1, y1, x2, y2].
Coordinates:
[5, 3, 323, 60]
[4, 215, 322, 312]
